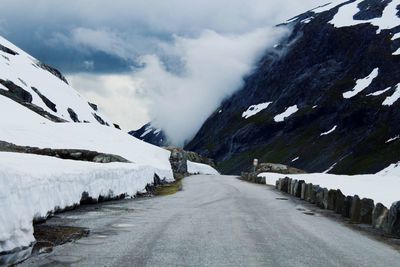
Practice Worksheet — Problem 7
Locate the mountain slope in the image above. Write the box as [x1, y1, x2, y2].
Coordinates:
[129, 123, 170, 147]
[0, 35, 111, 125]
[186, 0, 400, 175]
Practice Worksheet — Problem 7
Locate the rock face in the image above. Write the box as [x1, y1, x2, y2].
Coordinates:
[387, 201, 400, 236]
[185, 1, 400, 175]
[166, 147, 188, 179]
[372, 203, 389, 230]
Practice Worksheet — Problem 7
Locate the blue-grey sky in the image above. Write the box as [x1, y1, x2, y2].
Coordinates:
[0, 0, 324, 144]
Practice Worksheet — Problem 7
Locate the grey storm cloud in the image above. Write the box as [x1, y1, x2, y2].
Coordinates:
[0, 0, 325, 144]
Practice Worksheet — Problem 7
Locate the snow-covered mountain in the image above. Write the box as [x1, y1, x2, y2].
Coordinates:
[129, 123, 170, 147]
[186, 0, 400, 175]
[0, 35, 115, 125]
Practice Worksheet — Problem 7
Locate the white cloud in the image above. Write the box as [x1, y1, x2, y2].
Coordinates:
[132, 27, 289, 145]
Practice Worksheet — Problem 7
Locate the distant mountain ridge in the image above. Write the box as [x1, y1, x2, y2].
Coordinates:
[185, 0, 400, 175]
[129, 123, 170, 147]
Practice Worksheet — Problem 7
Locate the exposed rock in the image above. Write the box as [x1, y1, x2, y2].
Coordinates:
[31, 87, 57, 112]
[372, 203, 389, 230]
[0, 79, 32, 103]
[256, 163, 306, 175]
[0, 141, 130, 164]
[92, 113, 107, 126]
[67, 108, 80, 123]
[387, 201, 400, 237]
[35, 62, 69, 85]
[113, 124, 121, 130]
[166, 147, 188, 179]
[88, 102, 98, 111]
[335, 189, 345, 214]
[327, 189, 337, 210]
[350, 195, 362, 223]
[360, 198, 374, 224]
[342, 196, 353, 218]
[0, 44, 18, 55]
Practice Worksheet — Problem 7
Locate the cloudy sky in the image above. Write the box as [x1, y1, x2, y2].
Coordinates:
[0, 0, 323, 145]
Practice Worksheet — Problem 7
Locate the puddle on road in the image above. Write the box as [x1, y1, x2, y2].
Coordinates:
[112, 223, 135, 228]
[276, 197, 288, 200]
[303, 212, 315, 216]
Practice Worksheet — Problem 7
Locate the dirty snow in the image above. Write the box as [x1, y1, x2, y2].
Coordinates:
[343, 68, 379, 99]
[242, 102, 272, 119]
[274, 105, 298, 122]
[320, 125, 337, 136]
[187, 161, 219, 175]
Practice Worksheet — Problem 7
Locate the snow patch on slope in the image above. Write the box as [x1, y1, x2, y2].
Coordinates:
[320, 125, 337, 136]
[274, 105, 298, 122]
[367, 87, 391, 96]
[343, 68, 379, 99]
[329, 0, 400, 33]
[242, 102, 272, 119]
[382, 84, 400, 106]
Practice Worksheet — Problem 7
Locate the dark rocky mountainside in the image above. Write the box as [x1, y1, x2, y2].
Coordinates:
[185, 0, 400, 175]
[129, 123, 169, 147]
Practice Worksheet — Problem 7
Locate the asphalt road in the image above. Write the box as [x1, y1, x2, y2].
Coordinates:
[21, 175, 400, 266]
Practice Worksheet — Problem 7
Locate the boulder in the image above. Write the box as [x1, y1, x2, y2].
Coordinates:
[327, 189, 337, 210]
[335, 189, 345, 214]
[372, 203, 389, 230]
[350, 195, 361, 223]
[360, 198, 374, 224]
[387, 201, 400, 237]
[342, 196, 353, 218]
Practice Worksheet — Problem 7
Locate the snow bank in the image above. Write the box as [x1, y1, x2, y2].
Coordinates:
[0, 95, 173, 179]
[187, 161, 219, 175]
[259, 171, 400, 207]
[0, 152, 163, 252]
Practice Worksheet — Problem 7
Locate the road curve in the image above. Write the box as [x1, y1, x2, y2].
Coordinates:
[21, 175, 400, 266]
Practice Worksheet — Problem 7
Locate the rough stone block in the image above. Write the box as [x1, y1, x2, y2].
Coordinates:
[322, 188, 329, 209]
[360, 198, 374, 224]
[372, 203, 388, 230]
[327, 189, 337, 210]
[342, 195, 353, 218]
[306, 183, 313, 202]
[335, 189, 345, 214]
[350, 195, 361, 223]
[301, 183, 307, 200]
[387, 201, 400, 237]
